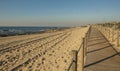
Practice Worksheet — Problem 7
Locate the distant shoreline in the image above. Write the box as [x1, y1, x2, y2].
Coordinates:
[0, 27, 70, 37]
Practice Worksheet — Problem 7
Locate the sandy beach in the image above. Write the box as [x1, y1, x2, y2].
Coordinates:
[0, 26, 89, 71]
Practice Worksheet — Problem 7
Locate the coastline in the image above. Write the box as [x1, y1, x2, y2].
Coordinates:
[0, 26, 89, 71]
[0, 27, 69, 37]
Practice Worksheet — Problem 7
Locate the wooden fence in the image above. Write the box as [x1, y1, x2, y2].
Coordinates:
[67, 25, 91, 71]
[93, 24, 120, 47]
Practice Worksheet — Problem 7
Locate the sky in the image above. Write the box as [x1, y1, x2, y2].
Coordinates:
[0, 0, 120, 27]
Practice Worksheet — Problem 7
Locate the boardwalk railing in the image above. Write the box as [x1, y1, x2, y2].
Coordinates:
[67, 25, 91, 71]
[93, 24, 120, 47]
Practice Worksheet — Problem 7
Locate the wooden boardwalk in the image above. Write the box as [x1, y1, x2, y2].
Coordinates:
[84, 27, 120, 71]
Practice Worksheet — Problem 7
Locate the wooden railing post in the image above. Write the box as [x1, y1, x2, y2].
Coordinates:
[103, 26, 105, 34]
[84, 33, 87, 65]
[106, 28, 107, 38]
[108, 28, 109, 39]
[72, 50, 78, 71]
[86, 33, 88, 48]
[107, 28, 109, 39]
[109, 29, 110, 39]
[88, 27, 90, 38]
[104, 27, 106, 37]
[106, 28, 108, 38]
[117, 31, 119, 47]
[112, 28, 114, 42]
[82, 38, 85, 71]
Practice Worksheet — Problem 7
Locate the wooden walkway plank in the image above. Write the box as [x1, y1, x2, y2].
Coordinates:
[84, 27, 120, 71]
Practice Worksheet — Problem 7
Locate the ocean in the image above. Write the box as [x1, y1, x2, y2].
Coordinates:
[0, 27, 62, 37]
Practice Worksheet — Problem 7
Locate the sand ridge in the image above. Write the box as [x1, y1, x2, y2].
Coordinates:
[0, 27, 88, 71]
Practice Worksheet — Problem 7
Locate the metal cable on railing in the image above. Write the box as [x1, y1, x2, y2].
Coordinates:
[67, 60, 74, 71]
[78, 42, 83, 52]
[66, 25, 91, 71]
[67, 41, 84, 71]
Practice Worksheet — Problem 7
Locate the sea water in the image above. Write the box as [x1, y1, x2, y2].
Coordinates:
[0, 27, 60, 36]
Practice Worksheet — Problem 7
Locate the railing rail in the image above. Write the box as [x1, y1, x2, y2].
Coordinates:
[67, 25, 91, 71]
[67, 60, 74, 71]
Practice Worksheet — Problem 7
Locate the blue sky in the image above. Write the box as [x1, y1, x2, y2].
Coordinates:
[0, 0, 120, 26]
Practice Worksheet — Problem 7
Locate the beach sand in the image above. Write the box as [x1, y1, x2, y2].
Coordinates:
[0, 26, 89, 71]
